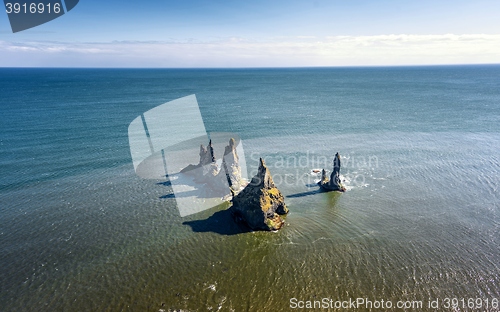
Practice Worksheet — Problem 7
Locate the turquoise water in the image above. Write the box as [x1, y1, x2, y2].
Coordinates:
[1, 66, 499, 311]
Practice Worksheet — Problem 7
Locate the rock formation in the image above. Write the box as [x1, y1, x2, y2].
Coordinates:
[180, 140, 216, 175]
[201, 140, 216, 165]
[180, 138, 244, 196]
[231, 158, 288, 231]
[318, 152, 346, 192]
[220, 138, 243, 191]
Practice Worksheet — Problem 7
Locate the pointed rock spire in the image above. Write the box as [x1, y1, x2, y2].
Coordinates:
[231, 158, 288, 231]
[250, 158, 275, 188]
[318, 152, 346, 192]
[221, 138, 243, 191]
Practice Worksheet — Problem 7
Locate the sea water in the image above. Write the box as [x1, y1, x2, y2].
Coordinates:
[1, 66, 499, 311]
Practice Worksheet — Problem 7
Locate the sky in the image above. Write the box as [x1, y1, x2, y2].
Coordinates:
[1, 0, 500, 67]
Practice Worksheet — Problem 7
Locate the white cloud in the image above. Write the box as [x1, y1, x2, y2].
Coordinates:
[1, 41, 114, 54]
[1, 34, 500, 67]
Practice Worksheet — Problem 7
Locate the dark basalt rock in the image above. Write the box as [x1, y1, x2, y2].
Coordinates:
[231, 158, 288, 231]
[319, 168, 329, 185]
[318, 152, 346, 192]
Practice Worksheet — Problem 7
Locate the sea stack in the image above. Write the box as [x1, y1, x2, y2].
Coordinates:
[200, 140, 216, 166]
[318, 152, 346, 192]
[220, 138, 243, 192]
[180, 138, 244, 196]
[231, 158, 288, 231]
[199, 140, 218, 179]
[209, 138, 244, 194]
[180, 140, 216, 175]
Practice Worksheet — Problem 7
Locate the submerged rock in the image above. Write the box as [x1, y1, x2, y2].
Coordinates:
[319, 152, 346, 192]
[231, 158, 288, 231]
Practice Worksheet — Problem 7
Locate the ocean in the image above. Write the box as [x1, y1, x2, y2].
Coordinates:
[1, 66, 499, 311]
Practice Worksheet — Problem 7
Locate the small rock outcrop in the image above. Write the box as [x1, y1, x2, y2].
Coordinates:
[231, 158, 288, 231]
[318, 152, 346, 192]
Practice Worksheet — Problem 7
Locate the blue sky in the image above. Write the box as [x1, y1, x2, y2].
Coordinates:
[1, 0, 500, 67]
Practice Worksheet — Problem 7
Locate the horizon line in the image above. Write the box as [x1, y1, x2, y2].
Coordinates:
[2, 63, 500, 70]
